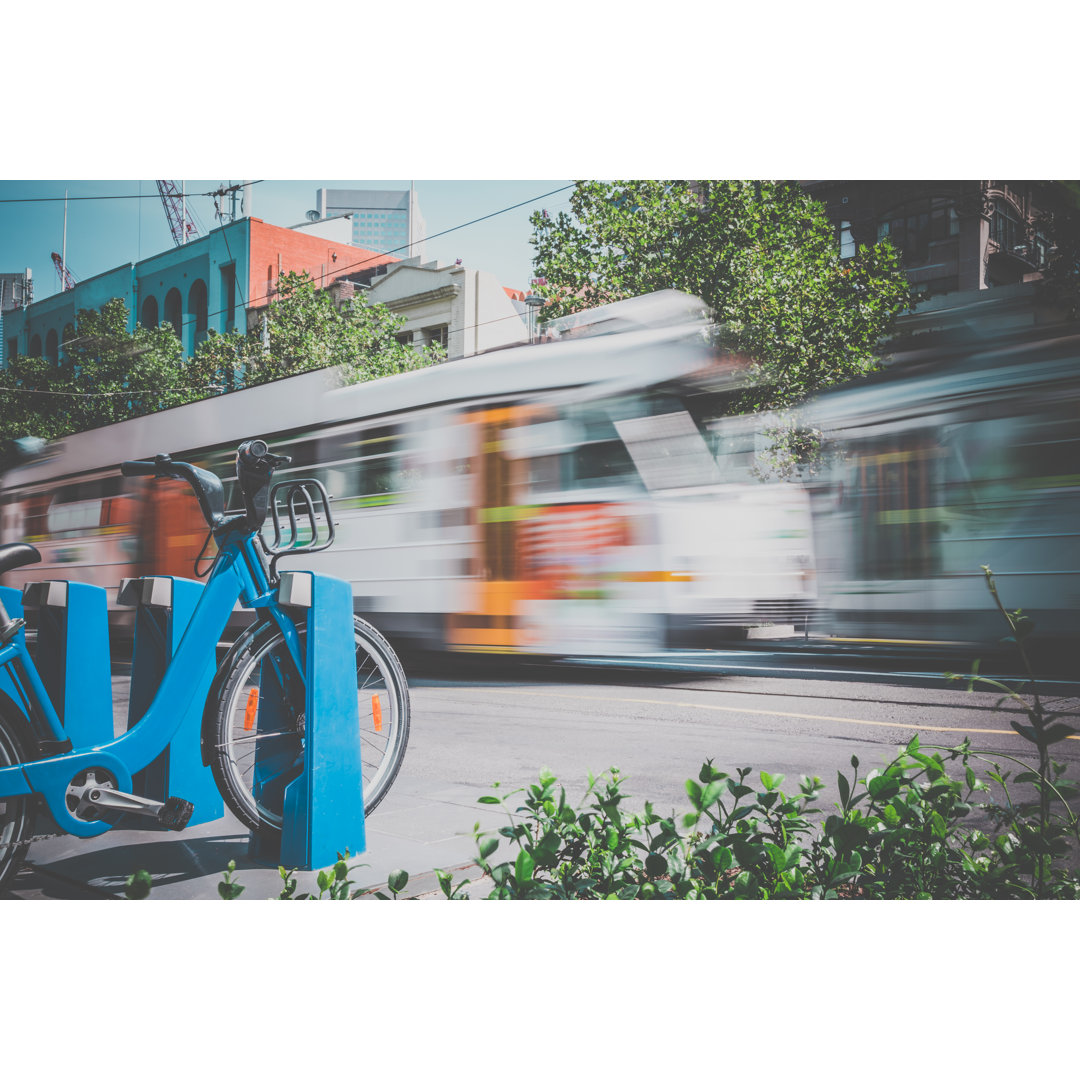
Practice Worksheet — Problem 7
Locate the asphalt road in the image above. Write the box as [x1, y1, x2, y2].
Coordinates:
[400, 650, 1080, 821]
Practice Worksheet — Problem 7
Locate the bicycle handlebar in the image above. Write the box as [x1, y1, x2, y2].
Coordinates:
[120, 453, 227, 530]
[120, 441, 292, 534]
[236, 440, 291, 530]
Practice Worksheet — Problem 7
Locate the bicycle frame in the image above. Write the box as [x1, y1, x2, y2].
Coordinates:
[0, 527, 306, 839]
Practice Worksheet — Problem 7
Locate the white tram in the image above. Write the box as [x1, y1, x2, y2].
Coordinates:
[0, 292, 816, 656]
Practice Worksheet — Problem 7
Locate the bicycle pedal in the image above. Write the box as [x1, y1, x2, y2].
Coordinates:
[158, 797, 194, 831]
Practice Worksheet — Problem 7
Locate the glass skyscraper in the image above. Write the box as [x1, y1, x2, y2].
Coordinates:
[316, 187, 426, 262]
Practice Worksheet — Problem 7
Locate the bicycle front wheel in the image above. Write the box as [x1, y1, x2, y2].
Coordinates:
[209, 615, 410, 835]
[0, 697, 34, 891]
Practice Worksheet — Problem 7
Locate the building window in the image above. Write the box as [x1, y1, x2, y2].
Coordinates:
[164, 288, 182, 337]
[877, 197, 960, 266]
[188, 279, 208, 334]
[45, 329, 58, 364]
[423, 325, 448, 349]
[990, 199, 1026, 252]
[221, 264, 236, 327]
[141, 295, 159, 329]
[29, 333, 42, 358]
[838, 220, 856, 259]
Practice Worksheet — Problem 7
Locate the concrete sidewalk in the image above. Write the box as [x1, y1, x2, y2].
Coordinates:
[2, 671, 499, 901]
[3, 782, 500, 900]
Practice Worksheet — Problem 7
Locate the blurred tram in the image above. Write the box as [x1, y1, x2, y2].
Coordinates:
[805, 317, 1080, 653]
[0, 291, 816, 656]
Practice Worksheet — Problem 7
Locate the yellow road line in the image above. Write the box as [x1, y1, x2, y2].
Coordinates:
[446, 687, 1080, 739]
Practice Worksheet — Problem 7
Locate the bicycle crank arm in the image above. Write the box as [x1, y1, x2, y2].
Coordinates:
[77, 787, 195, 831]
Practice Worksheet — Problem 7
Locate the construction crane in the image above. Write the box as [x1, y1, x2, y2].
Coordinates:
[51, 252, 77, 291]
[156, 180, 200, 247]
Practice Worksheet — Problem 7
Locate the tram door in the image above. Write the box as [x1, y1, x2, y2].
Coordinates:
[445, 407, 528, 652]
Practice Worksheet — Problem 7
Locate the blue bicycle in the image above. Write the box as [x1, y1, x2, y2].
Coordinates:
[0, 440, 410, 888]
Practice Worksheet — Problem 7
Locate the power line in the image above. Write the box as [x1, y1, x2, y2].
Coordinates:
[0, 384, 225, 399]
[0, 181, 265, 205]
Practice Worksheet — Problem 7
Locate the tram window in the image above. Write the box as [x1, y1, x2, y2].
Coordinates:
[849, 436, 942, 580]
[23, 493, 51, 538]
[46, 484, 104, 535]
[571, 440, 643, 490]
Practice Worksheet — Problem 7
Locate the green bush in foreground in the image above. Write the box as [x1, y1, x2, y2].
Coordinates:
[436, 732, 1078, 900]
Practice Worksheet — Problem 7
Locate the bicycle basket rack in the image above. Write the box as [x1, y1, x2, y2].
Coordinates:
[262, 478, 336, 576]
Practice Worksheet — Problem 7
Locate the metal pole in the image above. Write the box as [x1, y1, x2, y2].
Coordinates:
[61, 190, 68, 291]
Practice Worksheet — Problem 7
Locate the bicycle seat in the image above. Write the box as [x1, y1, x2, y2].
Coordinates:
[0, 543, 41, 576]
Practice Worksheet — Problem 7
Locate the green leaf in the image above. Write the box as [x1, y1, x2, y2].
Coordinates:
[645, 853, 668, 878]
[837, 771, 851, 808]
[387, 869, 409, 894]
[124, 869, 153, 901]
[478, 837, 499, 860]
[1010, 721, 1040, 744]
[700, 780, 725, 809]
[1042, 724, 1078, 745]
[477, 795, 501, 804]
[515, 848, 535, 884]
[685, 779, 703, 810]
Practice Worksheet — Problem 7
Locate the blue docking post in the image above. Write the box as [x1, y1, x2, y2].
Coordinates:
[250, 571, 365, 871]
[120, 576, 223, 826]
[0, 585, 29, 719]
[20, 580, 113, 747]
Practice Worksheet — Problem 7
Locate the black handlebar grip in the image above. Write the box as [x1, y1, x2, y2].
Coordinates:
[120, 460, 158, 477]
[237, 439, 269, 467]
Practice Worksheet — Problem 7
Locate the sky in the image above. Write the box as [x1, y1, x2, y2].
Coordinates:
[0, 179, 575, 305]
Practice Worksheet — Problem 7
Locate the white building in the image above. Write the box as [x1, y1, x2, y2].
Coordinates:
[316, 187, 426, 262]
[366, 257, 531, 360]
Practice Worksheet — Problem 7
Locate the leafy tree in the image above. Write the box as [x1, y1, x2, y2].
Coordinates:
[187, 270, 442, 391]
[1, 273, 441, 453]
[529, 181, 911, 414]
[0, 298, 201, 447]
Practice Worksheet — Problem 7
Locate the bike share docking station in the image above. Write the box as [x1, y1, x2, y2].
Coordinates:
[249, 570, 366, 871]
[117, 574, 223, 827]
[0, 459, 368, 874]
[8, 580, 113, 748]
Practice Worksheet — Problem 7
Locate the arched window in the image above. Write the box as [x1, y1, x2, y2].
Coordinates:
[141, 295, 159, 328]
[45, 329, 59, 364]
[29, 334, 42, 358]
[164, 288, 182, 337]
[188, 279, 208, 334]
[267, 264, 274, 297]
[877, 196, 959, 265]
